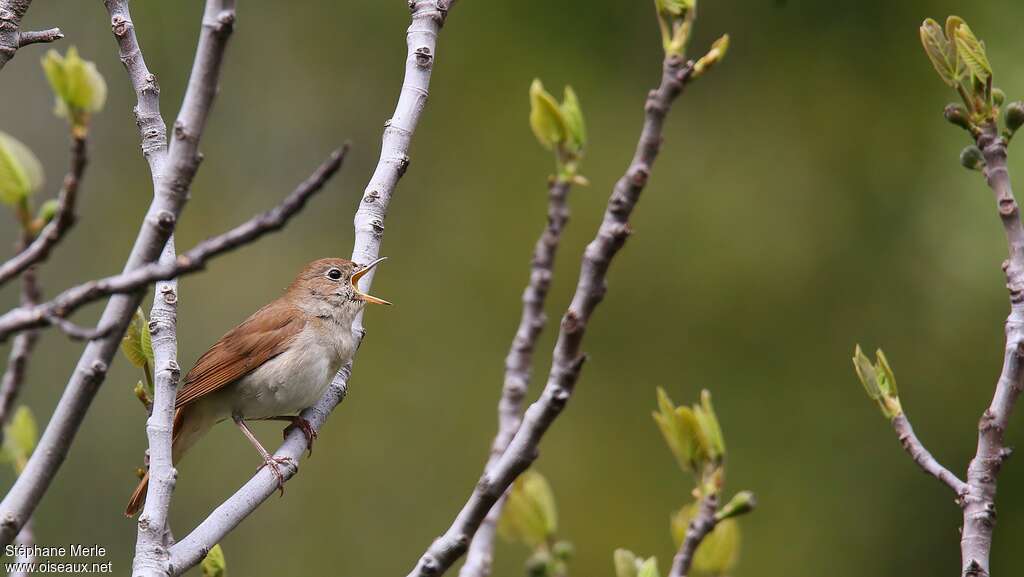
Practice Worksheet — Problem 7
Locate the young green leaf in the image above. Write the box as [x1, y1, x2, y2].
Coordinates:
[614, 549, 640, 577]
[655, 0, 693, 17]
[121, 308, 150, 369]
[0, 131, 44, 207]
[653, 388, 706, 473]
[201, 544, 227, 577]
[693, 34, 730, 79]
[497, 469, 558, 547]
[716, 490, 756, 521]
[952, 22, 992, 83]
[919, 18, 959, 87]
[560, 86, 586, 154]
[695, 389, 726, 461]
[37, 199, 60, 224]
[851, 345, 903, 419]
[529, 79, 568, 151]
[41, 47, 107, 132]
[637, 556, 661, 577]
[2, 406, 38, 474]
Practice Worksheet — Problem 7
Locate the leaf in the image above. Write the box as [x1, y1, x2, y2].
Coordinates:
[693, 34, 730, 78]
[529, 79, 568, 150]
[37, 199, 60, 224]
[0, 131, 44, 206]
[671, 503, 741, 577]
[497, 469, 558, 547]
[655, 0, 693, 17]
[851, 345, 902, 419]
[695, 390, 725, 461]
[919, 18, 959, 87]
[851, 344, 880, 400]
[121, 308, 149, 369]
[653, 388, 706, 473]
[41, 47, 106, 129]
[560, 86, 586, 154]
[614, 549, 639, 577]
[201, 544, 227, 577]
[953, 22, 992, 83]
[3, 406, 38, 474]
[637, 556, 661, 577]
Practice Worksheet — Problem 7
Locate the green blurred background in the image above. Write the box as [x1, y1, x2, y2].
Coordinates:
[2, 0, 1024, 575]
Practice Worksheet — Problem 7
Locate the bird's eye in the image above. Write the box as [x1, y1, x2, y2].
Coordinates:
[326, 268, 343, 281]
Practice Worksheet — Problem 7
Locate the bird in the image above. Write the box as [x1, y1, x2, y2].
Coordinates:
[125, 257, 390, 517]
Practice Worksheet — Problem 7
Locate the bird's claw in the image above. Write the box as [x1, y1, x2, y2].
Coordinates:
[284, 417, 318, 457]
[257, 455, 295, 497]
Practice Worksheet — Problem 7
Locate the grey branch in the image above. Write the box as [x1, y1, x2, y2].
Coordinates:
[0, 0, 60, 70]
[0, 135, 89, 289]
[406, 54, 696, 577]
[890, 413, 968, 497]
[954, 123, 1024, 577]
[0, 0, 236, 547]
[0, 147, 347, 342]
[461, 177, 575, 577]
[165, 2, 457, 573]
[131, 238, 180, 577]
[16, 27, 60, 47]
[0, 233, 42, 446]
[8, 518, 35, 577]
[668, 494, 718, 577]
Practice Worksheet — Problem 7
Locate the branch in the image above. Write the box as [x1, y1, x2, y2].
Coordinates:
[0, 0, 236, 547]
[0, 135, 89, 289]
[890, 413, 968, 497]
[16, 27, 60, 47]
[8, 518, 35, 577]
[0, 147, 347, 342]
[165, 2, 457, 573]
[668, 494, 718, 577]
[0, 0, 60, 70]
[461, 177, 574, 577]
[0, 234, 41, 445]
[406, 54, 695, 577]
[957, 123, 1024, 577]
[132, 237, 180, 577]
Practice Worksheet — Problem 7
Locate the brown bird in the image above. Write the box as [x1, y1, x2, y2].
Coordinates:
[125, 257, 390, 517]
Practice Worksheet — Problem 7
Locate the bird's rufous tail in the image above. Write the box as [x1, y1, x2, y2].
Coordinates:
[125, 472, 149, 517]
[125, 408, 188, 517]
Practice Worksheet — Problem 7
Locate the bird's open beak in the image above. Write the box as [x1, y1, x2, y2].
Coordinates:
[351, 257, 392, 305]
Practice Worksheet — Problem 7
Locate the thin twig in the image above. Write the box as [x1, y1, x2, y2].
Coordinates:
[131, 237, 180, 577]
[667, 494, 718, 577]
[0, 135, 89, 289]
[406, 54, 695, 577]
[0, 234, 41, 446]
[165, 2, 457, 573]
[0, 147, 347, 342]
[890, 413, 968, 498]
[0, 0, 237, 547]
[955, 123, 1024, 577]
[16, 27, 60, 47]
[461, 177, 574, 577]
[0, 0, 59, 70]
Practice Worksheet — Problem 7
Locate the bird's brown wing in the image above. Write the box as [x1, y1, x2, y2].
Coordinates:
[175, 298, 305, 410]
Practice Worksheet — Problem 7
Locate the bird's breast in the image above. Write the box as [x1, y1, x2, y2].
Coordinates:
[231, 322, 356, 418]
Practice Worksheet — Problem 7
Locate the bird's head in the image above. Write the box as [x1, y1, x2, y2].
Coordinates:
[289, 257, 391, 315]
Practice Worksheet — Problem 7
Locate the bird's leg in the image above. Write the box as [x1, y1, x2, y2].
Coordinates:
[232, 415, 293, 497]
[249, 415, 318, 456]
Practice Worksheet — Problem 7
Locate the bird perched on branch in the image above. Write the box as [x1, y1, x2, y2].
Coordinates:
[126, 257, 390, 516]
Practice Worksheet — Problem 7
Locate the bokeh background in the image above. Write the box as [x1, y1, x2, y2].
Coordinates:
[2, 0, 1024, 575]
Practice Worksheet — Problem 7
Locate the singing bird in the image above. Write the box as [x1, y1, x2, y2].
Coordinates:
[125, 257, 390, 517]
